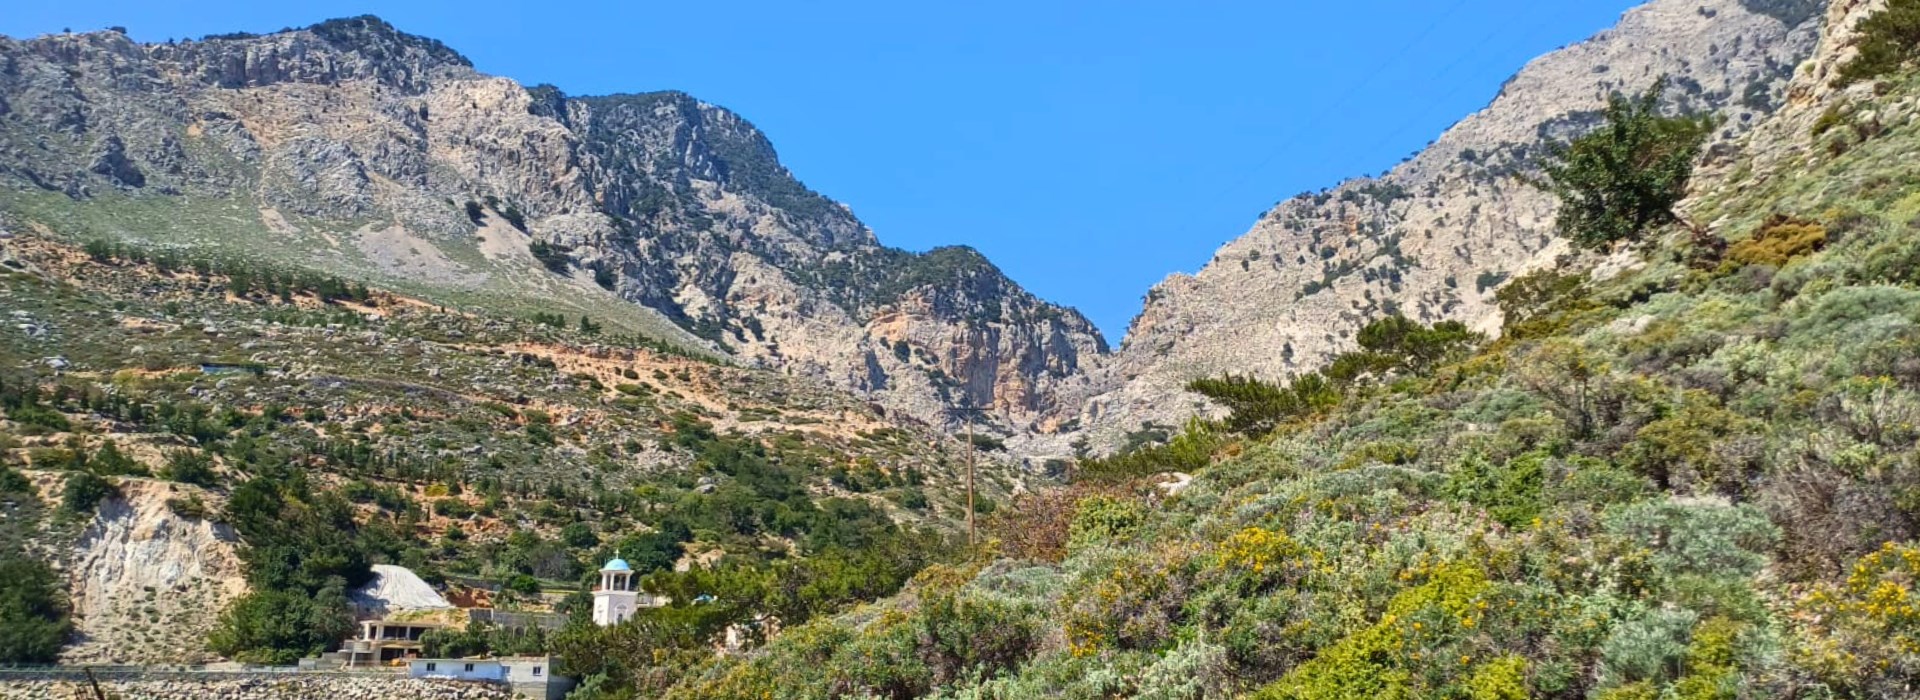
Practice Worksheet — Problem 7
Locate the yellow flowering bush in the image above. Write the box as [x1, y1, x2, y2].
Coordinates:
[1211, 527, 1316, 592]
[1465, 655, 1529, 700]
[1250, 562, 1496, 700]
[1064, 545, 1198, 655]
[1826, 543, 1920, 647]
[1796, 542, 1920, 692]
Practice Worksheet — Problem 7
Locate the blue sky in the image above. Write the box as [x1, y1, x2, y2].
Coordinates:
[2, 1, 1642, 343]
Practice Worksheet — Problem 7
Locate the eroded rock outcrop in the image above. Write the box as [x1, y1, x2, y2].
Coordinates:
[63, 479, 246, 664]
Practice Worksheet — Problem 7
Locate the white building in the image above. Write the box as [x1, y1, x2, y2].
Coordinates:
[410, 657, 502, 681]
[409, 656, 573, 700]
[591, 555, 667, 626]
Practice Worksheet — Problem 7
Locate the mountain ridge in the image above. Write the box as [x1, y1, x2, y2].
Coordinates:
[0, 17, 1106, 438]
[1046, 0, 1827, 456]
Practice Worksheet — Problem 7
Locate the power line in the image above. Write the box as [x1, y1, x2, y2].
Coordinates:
[1344, 2, 1565, 173]
[1112, 0, 1482, 329]
[1214, 0, 1476, 202]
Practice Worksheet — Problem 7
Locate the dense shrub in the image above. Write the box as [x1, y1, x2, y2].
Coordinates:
[433, 497, 475, 519]
[1603, 499, 1779, 583]
[0, 465, 29, 494]
[1722, 214, 1827, 271]
[0, 553, 71, 663]
[1789, 285, 1920, 341]
[1066, 546, 1197, 653]
[1067, 495, 1146, 553]
[1445, 452, 1546, 528]
[1208, 526, 1315, 594]
[1251, 563, 1496, 700]
[1543, 79, 1715, 250]
[1597, 607, 1698, 689]
[988, 488, 1079, 563]
[87, 440, 148, 476]
[916, 593, 1041, 687]
[161, 450, 218, 486]
[1619, 391, 1758, 492]
[60, 472, 117, 514]
[207, 583, 356, 664]
[1495, 268, 1605, 340]
[1077, 419, 1220, 483]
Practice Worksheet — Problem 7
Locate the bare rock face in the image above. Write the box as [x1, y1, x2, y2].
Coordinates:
[64, 479, 247, 665]
[0, 18, 1104, 436]
[1052, 0, 1826, 454]
[1716, 0, 1890, 183]
[551, 92, 1108, 431]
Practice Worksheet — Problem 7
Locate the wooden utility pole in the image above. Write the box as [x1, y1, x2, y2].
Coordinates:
[83, 667, 106, 700]
[965, 417, 976, 551]
[952, 404, 987, 552]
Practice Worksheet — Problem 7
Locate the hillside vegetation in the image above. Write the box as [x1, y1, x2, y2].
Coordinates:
[11, 2, 1920, 698]
[0, 230, 1014, 664]
[626, 13, 1920, 700]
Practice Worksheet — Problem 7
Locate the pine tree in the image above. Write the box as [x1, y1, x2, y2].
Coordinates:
[1542, 79, 1714, 250]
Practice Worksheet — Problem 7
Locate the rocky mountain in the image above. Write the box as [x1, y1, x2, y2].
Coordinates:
[0, 3, 1850, 461]
[640, 0, 1920, 687]
[0, 17, 1105, 438]
[1052, 0, 1827, 454]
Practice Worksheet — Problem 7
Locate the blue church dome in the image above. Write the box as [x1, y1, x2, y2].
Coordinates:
[602, 558, 631, 572]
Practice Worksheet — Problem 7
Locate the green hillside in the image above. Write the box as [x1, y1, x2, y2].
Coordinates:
[622, 38, 1920, 700]
[0, 229, 1012, 665]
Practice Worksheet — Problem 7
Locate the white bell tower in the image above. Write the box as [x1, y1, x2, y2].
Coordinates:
[592, 555, 638, 627]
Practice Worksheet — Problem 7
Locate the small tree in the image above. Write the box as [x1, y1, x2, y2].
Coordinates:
[1542, 79, 1714, 250]
[1186, 374, 1340, 437]
[1351, 314, 1481, 375]
[61, 473, 116, 514]
[0, 554, 71, 663]
[88, 440, 148, 477]
[162, 450, 218, 487]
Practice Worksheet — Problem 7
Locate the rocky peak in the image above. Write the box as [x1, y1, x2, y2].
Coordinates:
[0, 18, 1106, 442]
[1053, 0, 1826, 454]
[571, 89, 873, 252]
[147, 15, 474, 94]
[304, 15, 472, 71]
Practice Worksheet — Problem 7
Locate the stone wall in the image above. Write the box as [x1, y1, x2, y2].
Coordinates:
[0, 675, 509, 700]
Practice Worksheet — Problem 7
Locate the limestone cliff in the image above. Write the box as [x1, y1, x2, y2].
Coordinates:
[0, 18, 1104, 436]
[1054, 0, 1826, 453]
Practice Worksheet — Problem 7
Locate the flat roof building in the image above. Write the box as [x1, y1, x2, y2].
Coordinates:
[408, 655, 574, 700]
